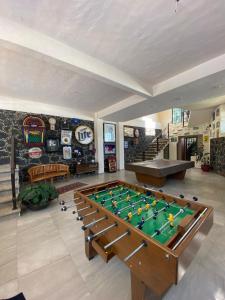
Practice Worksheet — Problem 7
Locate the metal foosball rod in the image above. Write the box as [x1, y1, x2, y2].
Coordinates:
[72, 205, 92, 215]
[104, 230, 130, 250]
[151, 205, 189, 238]
[81, 216, 108, 230]
[135, 200, 176, 227]
[86, 222, 118, 242]
[172, 207, 207, 250]
[77, 209, 99, 221]
[86, 185, 124, 197]
[101, 190, 129, 204]
[124, 240, 147, 262]
[104, 192, 138, 208]
[61, 204, 75, 211]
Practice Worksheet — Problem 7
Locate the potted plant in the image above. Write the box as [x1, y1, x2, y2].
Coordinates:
[18, 182, 59, 210]
[201, 153, 210, 172]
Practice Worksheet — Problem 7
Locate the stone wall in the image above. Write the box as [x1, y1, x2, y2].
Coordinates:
[0, 109, 94, 182]
[210, 137, 225, 176]
[124, 126, 160, 162]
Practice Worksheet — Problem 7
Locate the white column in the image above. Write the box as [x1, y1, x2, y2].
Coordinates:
[94, 116, 104, 174]
[116, 122, 125, 170]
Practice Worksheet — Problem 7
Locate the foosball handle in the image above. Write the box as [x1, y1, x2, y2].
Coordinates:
[193, 196, 198, 201]
[179, 194, 184, 199]
[159, 189, 163, 193]
[61, 206, 67, 211]
[59, 200, 65, 205]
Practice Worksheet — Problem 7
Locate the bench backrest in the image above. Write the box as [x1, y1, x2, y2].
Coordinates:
[28, 164, 69, 180]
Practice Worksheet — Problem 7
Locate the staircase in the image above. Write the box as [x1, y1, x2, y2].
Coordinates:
[0, 164, 20, 218]
[134, 138, 169, 162]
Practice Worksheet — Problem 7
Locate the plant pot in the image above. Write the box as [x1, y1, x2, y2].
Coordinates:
[201, 165, 210, 172]
[26, 202, 50, 211]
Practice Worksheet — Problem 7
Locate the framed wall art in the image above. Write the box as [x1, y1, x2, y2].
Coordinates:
[104, 123, 116, 142]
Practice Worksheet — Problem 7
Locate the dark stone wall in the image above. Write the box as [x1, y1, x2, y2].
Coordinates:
[0, 109, 94, 182]
[210, 137, 225, 176]
[124, 126, 160, 162]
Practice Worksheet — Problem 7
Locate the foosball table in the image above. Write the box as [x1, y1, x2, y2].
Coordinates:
[67, 180, 213, 299]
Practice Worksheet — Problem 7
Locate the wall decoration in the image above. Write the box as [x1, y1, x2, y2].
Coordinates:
[46, 139, 59, 152]
[60, 119, 69, 129]
[203, 135, 209, 142]
[124, 126, 134, 137]
[49, 117, 56, 130]
[61, 130, 72, 145]
[23, 116, 45, 146]
[216, 108, 220, 117]
[104, 144, 116, 155]
[134, 128, 140, 138]
[124, 141, 129, 149]
[63, 146, 72, 160]
[71, 118, 80, 125]
[216, 121, 220, 128]
[104, 123, 116, 142]
[75, 125, 94, 145]
[28, 147, 43, 159]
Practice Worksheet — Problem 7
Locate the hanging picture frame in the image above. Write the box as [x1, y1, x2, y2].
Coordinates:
[61, 130, 72, 145]
[104, 123, 116, 142]
[124, 126, 134, 137]
[63, 146, 72, 160]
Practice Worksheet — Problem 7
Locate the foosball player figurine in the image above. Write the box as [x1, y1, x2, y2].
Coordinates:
[137, 207, 142, 215]
[168, 213, 175, 227]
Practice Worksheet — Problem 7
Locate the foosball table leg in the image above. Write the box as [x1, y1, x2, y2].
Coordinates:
[84, 229, 97, 260]
[130, 272, 162, 300]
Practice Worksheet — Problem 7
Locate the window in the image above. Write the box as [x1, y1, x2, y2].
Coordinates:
[146, 128, 155, 136]
[172, 108, 183, 124]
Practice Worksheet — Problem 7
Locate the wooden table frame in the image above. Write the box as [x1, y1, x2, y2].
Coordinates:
[74, 180, 213, 300]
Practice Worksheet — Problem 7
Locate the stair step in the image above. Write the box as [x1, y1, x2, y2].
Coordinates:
[0, 193, 13, 204]
[0, 181, 19, 191]
[0, 164, 19, 173]
[0, 204, 20, 218]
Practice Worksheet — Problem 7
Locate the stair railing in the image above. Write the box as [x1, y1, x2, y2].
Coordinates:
[10, 134, 17, 210]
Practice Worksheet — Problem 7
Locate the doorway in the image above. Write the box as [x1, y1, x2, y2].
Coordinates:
[177, 136, 198, 161]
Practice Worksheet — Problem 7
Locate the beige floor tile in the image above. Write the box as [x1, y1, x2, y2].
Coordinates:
[0, 279, 18, 299]
[17, 237, 68, 276]
[0, 246, 17, 267]
[19, 256, 87, 300]
[0, 260, 17, 286]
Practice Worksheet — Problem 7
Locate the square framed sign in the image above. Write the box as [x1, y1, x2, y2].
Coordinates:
[104, 123, 116, 142]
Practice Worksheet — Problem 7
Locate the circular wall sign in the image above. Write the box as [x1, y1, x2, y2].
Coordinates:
[28, 147, 43, 159]
[75, 125, 94, 145]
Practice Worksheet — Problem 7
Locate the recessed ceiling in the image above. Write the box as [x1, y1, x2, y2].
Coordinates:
[0, 45, 131, 112]
[0, 0, 225, 85]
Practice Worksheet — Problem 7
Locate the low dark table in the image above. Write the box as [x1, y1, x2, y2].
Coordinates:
[126, 159, 194, 187]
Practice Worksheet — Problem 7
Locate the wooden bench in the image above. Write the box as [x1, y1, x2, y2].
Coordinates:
[28, 164, 70, 183]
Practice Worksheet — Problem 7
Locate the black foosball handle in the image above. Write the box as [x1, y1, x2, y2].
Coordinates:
[179, 194, 184, 199]
[193, 196, 198, 201]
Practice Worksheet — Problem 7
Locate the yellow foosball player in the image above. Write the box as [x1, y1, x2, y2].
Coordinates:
[137, 207, 142, 215]
[145, 203, 150, 211]
[152, 200, 157, 207]
[126, 195, 131, 201]
[127, 211, 133, 221]
[168, 213, 175, 227]
[112, 200, 117, 208]
[109, 191, 113, 196]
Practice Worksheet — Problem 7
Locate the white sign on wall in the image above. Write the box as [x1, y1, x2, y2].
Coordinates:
[75, 125, 94, 145]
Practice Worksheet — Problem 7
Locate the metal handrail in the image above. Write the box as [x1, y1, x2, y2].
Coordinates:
[10, 135, 17, 210]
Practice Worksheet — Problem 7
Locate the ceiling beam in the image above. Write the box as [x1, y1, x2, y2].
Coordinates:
[0, 17, 152, 98]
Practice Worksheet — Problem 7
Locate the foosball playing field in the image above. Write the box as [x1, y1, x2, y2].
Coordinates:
[88, 185, 194, 245]
[61, 180, 213, 299]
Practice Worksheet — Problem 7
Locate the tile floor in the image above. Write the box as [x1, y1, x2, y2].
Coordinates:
[0, 168, 225, 300]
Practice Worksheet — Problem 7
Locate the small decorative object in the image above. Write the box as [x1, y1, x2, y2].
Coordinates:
[216, 121, 220, 128]
[75, 125, 94, 145]
[60, 119, 69, 129]
[71, 118, 80, 125]
[201, 153, 210, 172]
[46, 139, 59, 152]
[124, 141, 129, 149]
[134, 129, 140, 138]
[18, 183, 58, 210]
[203, 135, 209, 142]
[28, 147, 43, 159]
[104, 123, 116, 142]
[49, 117, 56, 130]
[63, 146, 72, 159]
[104, 144, 116, 155]
[23, 116, 45, 146]
[61, 130, 72, 145]
[124, 126, 134, 137]
[216, 108, 220, 117]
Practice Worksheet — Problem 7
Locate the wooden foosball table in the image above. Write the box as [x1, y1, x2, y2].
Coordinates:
[70, 180, 213, 300]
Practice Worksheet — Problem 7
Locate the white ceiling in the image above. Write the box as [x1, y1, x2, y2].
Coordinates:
[0, 0, 225, 120]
